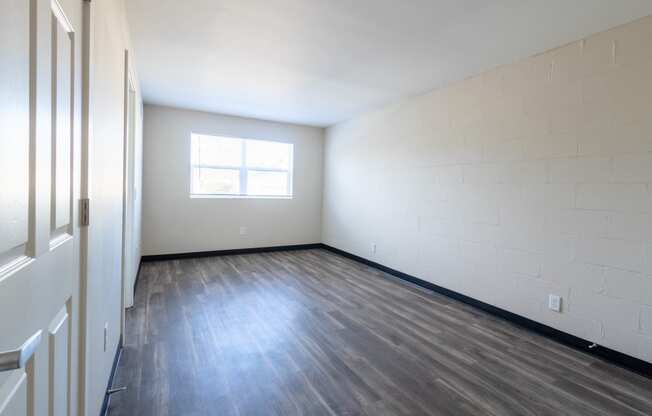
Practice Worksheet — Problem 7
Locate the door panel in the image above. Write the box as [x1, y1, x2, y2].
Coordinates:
[0, 0, 29, 259]
[0, 372, 27, 416]
[52, 14, 73, 236]
[0, 0, 82, 415]
[48, 307, 69, 416]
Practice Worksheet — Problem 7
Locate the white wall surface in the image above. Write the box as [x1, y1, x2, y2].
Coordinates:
[83, 1, 143, 415]
[142, 105, 323, 255]
[323, 16, 652, 363]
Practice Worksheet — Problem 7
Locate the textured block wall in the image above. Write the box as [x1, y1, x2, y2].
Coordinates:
[323, 16, 652, 362]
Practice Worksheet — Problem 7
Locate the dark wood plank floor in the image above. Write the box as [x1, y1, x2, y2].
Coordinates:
[108, 249, 652, 416]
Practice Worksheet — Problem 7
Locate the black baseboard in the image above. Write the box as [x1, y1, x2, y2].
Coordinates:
[320, 244, 652, 380]
[140, 243, 323, 262]
[100, 335, 123, 416]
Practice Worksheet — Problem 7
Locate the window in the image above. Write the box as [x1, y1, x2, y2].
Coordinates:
[191, 134, 293, 198]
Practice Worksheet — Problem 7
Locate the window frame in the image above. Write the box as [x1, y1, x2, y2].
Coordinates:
[190, 133, 294, 199]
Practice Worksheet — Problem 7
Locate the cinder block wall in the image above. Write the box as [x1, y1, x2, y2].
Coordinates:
[323, 16, 652, 362]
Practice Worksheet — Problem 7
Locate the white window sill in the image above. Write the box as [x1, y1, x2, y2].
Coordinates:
[190, 194, 293, 200]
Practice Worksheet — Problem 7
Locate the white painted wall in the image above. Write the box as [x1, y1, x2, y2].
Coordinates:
[323, 16, 652, 363]
[142, 105, 323, 255]
[83, 1, 143, 415]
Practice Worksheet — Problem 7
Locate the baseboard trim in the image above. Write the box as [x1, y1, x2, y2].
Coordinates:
[140, 243, 323, 262]
[320, 244, 652, 380]
[100, 335, 124, 416]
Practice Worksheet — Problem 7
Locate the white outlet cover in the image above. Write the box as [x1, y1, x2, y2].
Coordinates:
[239, 226, 247, 235]
[548, 294, 562, 312]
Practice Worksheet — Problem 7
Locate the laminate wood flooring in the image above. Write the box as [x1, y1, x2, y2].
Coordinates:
[108, 249, 652, 416]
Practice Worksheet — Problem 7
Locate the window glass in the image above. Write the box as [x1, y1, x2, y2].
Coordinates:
[194, 135, 241, 167]
[191, 167, 240, 195]
[247, 171, 289, 196]
[246, 139, 291, 170]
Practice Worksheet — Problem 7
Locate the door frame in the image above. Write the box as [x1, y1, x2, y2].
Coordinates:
[77, 0, 92, 414]
[121, 49, 137, 338]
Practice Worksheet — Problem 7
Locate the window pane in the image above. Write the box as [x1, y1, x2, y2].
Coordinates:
[193, 135, 241, 167]
[192, 167, 240, 194]
[246, 140, 291, 170]
[247, 170, 289, 196]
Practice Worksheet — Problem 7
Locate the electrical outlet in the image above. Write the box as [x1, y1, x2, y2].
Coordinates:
[548, 294, 562, 312]
[104, 322, 108, 352]
[239, 226, 248, 236]
[371, 243, 377, 255]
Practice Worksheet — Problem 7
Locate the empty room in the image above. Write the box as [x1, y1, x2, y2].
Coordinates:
[2, 1, 652, 415]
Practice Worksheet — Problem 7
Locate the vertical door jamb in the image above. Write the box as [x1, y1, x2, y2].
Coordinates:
[77, 0, 92, 414]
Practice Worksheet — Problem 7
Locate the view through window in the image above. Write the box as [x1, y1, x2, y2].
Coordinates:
[191, 134, 293, 198]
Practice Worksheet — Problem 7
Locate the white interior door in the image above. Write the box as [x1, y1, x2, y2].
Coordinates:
[0, 0, 82, 415]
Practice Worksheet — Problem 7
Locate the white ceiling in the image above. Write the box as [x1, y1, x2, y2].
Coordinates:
[126, 0, 652, 127]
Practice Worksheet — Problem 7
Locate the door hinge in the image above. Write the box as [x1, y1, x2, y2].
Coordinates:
[80, 198, 90, 227]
